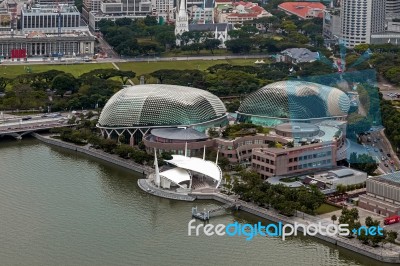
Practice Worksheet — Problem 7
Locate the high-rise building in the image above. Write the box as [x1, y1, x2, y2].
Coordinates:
[35, 0, 75, 4]
[386, 0, 400, 19]
[340, 0, 386, 48]
[154, 0, 174, 21]
[21, 5, 82, 34]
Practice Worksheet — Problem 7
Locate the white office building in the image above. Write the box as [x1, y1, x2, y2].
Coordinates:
[340, 0, 386, 48]
[386, 0, 400, 19]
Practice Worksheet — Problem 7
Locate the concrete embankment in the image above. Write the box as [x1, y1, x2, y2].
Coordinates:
[32, 133, 150, 175]
[192, 192, 400, 263]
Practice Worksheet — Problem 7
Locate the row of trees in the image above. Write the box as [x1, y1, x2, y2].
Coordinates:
[149, 61, 335, 97]
[336, 208, 398, 247]
[381, 99, 400, 150]
[52, 115, 164, 165]
[0, 68, 135, 111]
[231, 170, 325, 216]
[348, 153, 378, 175]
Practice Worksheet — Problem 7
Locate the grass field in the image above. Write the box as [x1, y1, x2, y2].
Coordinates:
[116, 58, 265, 77]
[0, 62, 114, 78]
[0, 58, 266, 81]
[315, 203, 341, 215]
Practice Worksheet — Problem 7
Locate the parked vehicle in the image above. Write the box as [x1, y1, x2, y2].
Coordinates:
[384, 215, 400, 225]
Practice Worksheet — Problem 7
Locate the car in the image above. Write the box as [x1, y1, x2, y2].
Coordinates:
[374, 149, 378, 152]
[390, 160, 394, 165]
[382, 156, 386, 161]
[380, 149, 383, 152]
[387, 153, 391, 157]
[21, 116, 32, 121]
[384, 163, 389, 167]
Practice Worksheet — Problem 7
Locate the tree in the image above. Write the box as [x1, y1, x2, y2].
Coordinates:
[0, 77, 10, 93]
[365, 216, 374, 227]
[115, 17, 132, 26]
[386, 231, 398, 244]
[331, 214, 337, 224]
[339, 207, 360, 237]
[161, 152, 173, 160]
[349, 153, 378, 175]
[52, 73, 78, 97]
[155, 31, 176, 48]
[204, 39, 221, 54]
[223, 174, 233, 194]
[218, 156, 230, 170]
[207, 127, 219, 138]
[144, 15, 158, 26]
[116, 70, 136, 85]
[225, 38, 252, 53]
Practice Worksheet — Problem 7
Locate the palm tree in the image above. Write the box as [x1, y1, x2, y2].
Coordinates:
[331, 214, 337, 224]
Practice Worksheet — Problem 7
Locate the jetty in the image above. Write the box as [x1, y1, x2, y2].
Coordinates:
[191, 203, 239, 221]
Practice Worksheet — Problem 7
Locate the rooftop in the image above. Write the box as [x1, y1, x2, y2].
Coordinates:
[328, 169, 354, 178]
[281, 48, 319, 63]
[275, 122, 319, 134]
[278, 2, 326, 19]
[23, 4, 80, 14]
[371, 172, 400, 187]
[150, 128, 208, 141]
[189, 23, 233, 32]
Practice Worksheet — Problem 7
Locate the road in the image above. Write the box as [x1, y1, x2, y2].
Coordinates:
[359, 129, 398, 174]
[0, 54, 270, 66]
[96, 34, 119, 59]
[0, 112, 71, 131]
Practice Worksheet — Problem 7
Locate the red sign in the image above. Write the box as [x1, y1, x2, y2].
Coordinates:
[11, 49, 27, 59]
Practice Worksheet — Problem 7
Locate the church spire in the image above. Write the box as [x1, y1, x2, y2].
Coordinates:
[178, 0, 187, 18]
[175, 0, 189, 45]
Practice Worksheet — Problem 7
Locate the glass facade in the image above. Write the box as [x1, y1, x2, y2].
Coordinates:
[98, 84, 227, 129]
[237, 81, 350, 126]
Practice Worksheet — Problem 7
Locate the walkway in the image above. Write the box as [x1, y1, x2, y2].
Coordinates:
[137, 179, 195, 201]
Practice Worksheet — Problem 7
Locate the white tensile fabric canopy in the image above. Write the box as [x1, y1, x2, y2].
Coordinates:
[165, 155, 222, 188]
[159, 168, 191, 187]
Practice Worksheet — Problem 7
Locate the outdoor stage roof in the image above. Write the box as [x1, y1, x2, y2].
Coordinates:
[165, 155, 222, 187]
[159, 168, 191, 185]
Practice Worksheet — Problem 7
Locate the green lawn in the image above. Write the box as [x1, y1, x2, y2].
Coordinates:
[315, 203, 341, 215]
[116, 58, 265, 78]
[0, 62, 114, 78]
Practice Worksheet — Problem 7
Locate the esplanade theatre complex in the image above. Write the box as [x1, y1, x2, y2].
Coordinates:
[97, 81, 352, 180]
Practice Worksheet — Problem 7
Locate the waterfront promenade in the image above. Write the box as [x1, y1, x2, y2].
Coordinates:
[32, 133, 400, 264]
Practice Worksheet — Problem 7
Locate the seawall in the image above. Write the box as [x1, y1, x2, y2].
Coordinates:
[192, 192, 400, 264]
[33, 133, 150, 175]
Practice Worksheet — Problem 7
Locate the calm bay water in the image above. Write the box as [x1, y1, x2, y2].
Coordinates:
[0, 138, 391, 266]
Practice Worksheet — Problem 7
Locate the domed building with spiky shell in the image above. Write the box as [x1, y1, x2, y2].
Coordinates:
[97, 84, 228, 145]
[237, 80, 351, 127]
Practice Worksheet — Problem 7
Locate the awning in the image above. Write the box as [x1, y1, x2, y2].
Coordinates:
[159, 168, 191, 185]
[165, 155, 222, 187]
